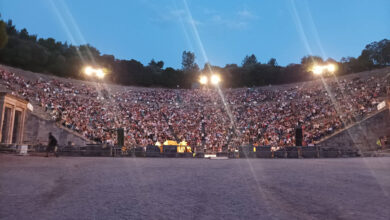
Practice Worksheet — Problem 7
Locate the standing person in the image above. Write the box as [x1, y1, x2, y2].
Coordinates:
[46, 132, 58, 157]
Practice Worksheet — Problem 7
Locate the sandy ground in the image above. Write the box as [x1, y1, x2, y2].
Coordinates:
[0, 155, 389, 220]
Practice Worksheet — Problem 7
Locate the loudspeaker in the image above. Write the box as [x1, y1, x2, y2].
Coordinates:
[117, 128, 124, 147]
[295, 127, 303, 146]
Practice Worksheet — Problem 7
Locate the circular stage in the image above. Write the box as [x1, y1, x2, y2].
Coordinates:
[0, 155, 389, 220]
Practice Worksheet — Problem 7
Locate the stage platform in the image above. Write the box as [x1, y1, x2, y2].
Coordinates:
[1, 155, 389, 220]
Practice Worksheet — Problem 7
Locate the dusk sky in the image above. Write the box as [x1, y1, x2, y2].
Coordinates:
[1, 0, 389, 68]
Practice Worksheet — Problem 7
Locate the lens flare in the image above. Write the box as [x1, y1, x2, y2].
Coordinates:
[312, 64, 337, 75]
[84, 66, 93, 76]
[312, 65, 323, 75]
[327, 64, 336, 72]
[211, 74, 221, 85]
[96, 69, 105, 79]
[199, 75, 208, 85]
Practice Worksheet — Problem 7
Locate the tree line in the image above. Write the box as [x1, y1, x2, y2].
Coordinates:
[0, 18, 389, 88]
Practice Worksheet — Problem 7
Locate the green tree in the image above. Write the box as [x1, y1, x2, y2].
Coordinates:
[300, 55, 324, 71]
[181, 51, 199, 73]
[267, 58, 277, 66]
[242, 54, 258, 67]
[162, 67, 184, 88]
[19, 28, 29, 40]
[5, 20, 17, 36]
[0, 20, 8, 49]
[301, 55, 323, 66]
[362, 39, 390, 66]
[148, 59, 164, 74]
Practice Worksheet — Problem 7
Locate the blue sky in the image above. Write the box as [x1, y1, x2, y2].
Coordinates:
[0, 0, 389, 68]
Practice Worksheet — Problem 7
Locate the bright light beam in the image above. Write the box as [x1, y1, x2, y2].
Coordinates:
[327, 64, 336, 73]
[312, 65, 323, 75]
[199, 75, 208, 85]
[84, 66, 94, 76]
[96, 69, 105, 79]
[210, 74, 221, 85]
[312, 64, 337, 75]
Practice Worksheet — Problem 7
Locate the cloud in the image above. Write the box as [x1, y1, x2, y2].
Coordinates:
[150, 8, 201, 26]
[211, 14, 249, 30]
[151, 9, 184, 23]
[204, 8, 257, 30]
[151, 6, 256, 30]
[237, 9, 258, 20]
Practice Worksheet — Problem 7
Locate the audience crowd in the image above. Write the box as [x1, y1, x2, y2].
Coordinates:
[0, 68, 387, 152]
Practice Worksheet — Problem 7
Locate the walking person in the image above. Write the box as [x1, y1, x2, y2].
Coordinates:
[45, 132, 58, 157]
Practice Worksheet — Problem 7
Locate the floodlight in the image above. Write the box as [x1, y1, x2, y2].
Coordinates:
[199, 75, 208, 85]
[84, 66, 93, 76]
[96, 69, 105, 79]
[312, 65, 323, 75]
[210, 74, 221, 85]
[327, 64, 336, 73]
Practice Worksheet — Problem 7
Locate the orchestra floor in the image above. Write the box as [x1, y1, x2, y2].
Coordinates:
[0, 155, 389, 220]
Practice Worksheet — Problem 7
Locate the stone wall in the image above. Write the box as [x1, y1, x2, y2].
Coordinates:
[318, 108, 390, 151]
[23, 112, 91, 146]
